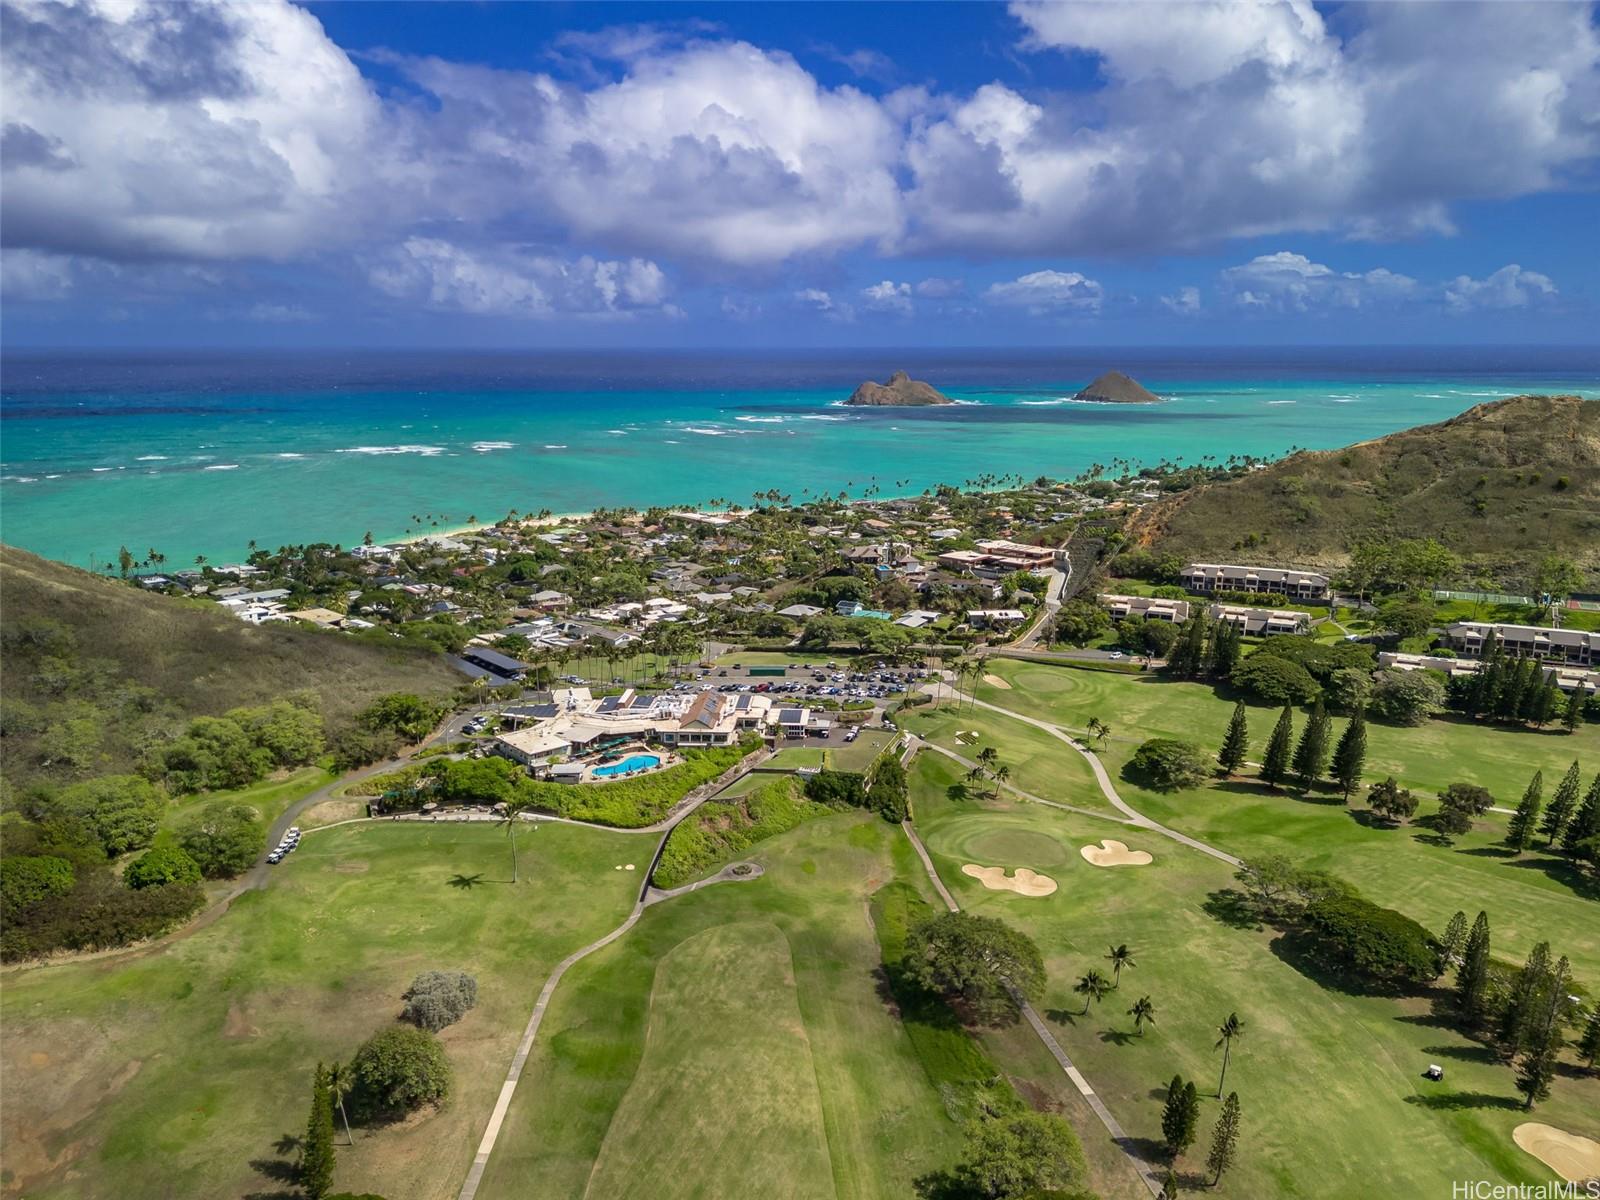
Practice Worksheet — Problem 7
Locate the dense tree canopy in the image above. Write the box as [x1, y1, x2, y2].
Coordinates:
[904, 911, 1046, 1025]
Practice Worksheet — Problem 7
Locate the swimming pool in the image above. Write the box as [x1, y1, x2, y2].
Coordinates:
[592, 754, 662, 778]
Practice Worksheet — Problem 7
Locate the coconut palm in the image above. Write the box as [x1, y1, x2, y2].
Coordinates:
[1106, 943, 1136, 988]
[992, 764, 1011, 796]
[1215, 1012, 1245, 1096]
[1074, 968, 1112, 1014]
[500, 800, 532, 883]
[326, 1060, 355, 1145]
[1129, 995, 1156, 1036]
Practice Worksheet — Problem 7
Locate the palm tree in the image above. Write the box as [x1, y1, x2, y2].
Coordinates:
[1106, 943, 1136, 988]
[327, 1060, 355, 1145]
[1074, 968, 1112, 1014]
[1215, 1012, 1245, 1096]
[500, 800, 531, 883]
[992, 764, 1011, 796]
[1129, 995, 1156, 1035]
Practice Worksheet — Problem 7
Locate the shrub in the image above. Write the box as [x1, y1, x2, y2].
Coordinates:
[0, 855, 75, 912]
[803, 769, 868, 809]
[1367, 668, 1445, 725]
[124, 844, 202, 889]
[0, 873, 203, 961]
[1303, 894, 1439, 987]
[1126, 738, 1210, 791]
[1367, 776, 1418, 824]
[653, 777, 823, 889]
[178, 802, 266, 878]
[1230, 654, 1321, 705]
[350, 1026, 452, 1117]
[401, 970, 478, 1032]
[360, 693, 447, 741]
[865, 756, 910, 822]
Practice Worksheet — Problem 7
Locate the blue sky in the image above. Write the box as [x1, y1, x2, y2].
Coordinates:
[2, 0, 1597, 347]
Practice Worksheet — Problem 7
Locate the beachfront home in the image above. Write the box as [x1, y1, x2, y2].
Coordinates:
[1099, 593, 1192, 622]
[1207, 604, 1310, 636]
[1181, 563, 1330, 601]
[1442, 622, 1597, 667]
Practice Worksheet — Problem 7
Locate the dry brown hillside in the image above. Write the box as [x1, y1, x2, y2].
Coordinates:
[0, 544, 459, 787]
[1123, 394, 1600, 587]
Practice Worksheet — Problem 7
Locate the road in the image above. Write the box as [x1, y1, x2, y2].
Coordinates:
[1012, 565, 1068, 649]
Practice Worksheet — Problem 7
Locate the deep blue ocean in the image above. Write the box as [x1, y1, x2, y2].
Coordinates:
[3, 346, 1597, 568]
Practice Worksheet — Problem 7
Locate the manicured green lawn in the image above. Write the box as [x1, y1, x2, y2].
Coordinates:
[581, 921, 837, 1199]
[713, 650, 838, 667]
[714, 769, 785, 798]
[899, 700, 1117, 816]
[477, 813, 962, 1200]
[0, 821, 651, 1200]
[828, 728, 897, 772]
[909, 753, 1600, 1198]
[767, 745, 828, 769]
[972, 660, 1600, 980]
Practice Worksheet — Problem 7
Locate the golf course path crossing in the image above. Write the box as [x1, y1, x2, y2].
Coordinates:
[943, 686, 1243, 868]
[898, 813, 1167, 1198]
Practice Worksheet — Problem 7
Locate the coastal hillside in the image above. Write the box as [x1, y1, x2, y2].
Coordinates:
[0, 545, 459, 788]
[1124, 394, 1600, 585]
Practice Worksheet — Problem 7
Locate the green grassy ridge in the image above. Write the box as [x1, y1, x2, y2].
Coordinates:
[0, 544, 458, 791]
[1127, 394, 1600, 585]
[652, 776, 826, 889]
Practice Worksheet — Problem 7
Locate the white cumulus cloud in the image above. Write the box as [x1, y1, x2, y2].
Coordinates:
[1443, 265, 1558, 313]
[1220, 251, 1417, 311]
[1161, 286, 1203, 315]
[983, 269, 1104, 314]
[861, 280, 913, 315]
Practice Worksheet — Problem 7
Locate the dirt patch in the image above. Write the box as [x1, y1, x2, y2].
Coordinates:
[300, 797, 366, 827]
[982, 674, 1012, 689]
[961, 863, 1057, 897]
[222, 1002, 260, 1039]
[1080, 840, 1153, 868]
[333, 860, 370, 875]
[29, 1051, 49, 1067]
[1513, 1123, 1600, 1181]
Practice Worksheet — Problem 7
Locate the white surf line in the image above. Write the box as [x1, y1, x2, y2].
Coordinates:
[897, 811, 1165, 1198]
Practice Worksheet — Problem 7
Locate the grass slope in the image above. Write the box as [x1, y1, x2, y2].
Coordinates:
[0, 821, 649, 1200]
[0, 544, 458, 786]
[910, 753, 1600, 1197]
[582, 921, 836, 1199]
[1125, 395, 1600, 585]
[477, 813, 959, 1200]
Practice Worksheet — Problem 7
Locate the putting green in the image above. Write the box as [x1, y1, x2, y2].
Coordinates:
[943, 823, 1072, 869]
[581, 921, 835, 1199]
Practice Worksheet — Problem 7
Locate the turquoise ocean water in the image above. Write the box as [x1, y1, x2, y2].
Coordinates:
[2, 348, 1596, 568]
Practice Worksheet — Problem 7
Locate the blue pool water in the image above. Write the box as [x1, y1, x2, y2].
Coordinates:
[593, 754, 661, 777]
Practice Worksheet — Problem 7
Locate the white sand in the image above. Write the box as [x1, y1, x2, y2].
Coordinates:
[961, 863, 1058, 897]
[625, 864, 636, 871]
[1513, 1124, 1600, 1181]
[983, 674, 1012, 689]
[1081, 840, 1153, 868]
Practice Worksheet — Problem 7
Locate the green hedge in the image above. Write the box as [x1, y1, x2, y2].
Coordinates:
[652, 776, 824, 888]
[519, 736, 764, 828]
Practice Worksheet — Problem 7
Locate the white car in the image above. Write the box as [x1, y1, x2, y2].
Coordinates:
[1109, 651, 1124, 659]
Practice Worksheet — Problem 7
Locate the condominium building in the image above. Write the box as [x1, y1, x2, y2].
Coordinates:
[1181, 563, 1331, 601]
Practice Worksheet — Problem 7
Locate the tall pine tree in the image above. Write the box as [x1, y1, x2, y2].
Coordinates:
[1539, 760, 1581, 846]
[1161, 1074, 1193, 1157]
[1562, 774, 1600, 856]
[1515, 956, 1572, 1110]
[1205, 1092, 1242, 1187]
[1498, 941, 1552, 1053]
[302, 1063, 336, 1200]
[1217, 701, 1250, 776]
[1331, 711, 1367, 801]
[1439, 910, 1468, 970]
[1260, 705, 1295, 790]
[1563, 690, 1585, 734]
[1505, 770, 1543, 853]
[1291, 698, 1331, 790]
[1456, 910, 1492, 1028]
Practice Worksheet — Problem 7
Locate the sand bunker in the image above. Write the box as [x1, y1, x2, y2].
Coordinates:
[961, 863, 1057, 896]
[1513, 1124, 1600, 1181]
[983, 674, 1012, 689]
[1081, 840, 1153, 868]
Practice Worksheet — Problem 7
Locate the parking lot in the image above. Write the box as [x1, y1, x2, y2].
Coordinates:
[666, 660, 930, 706]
